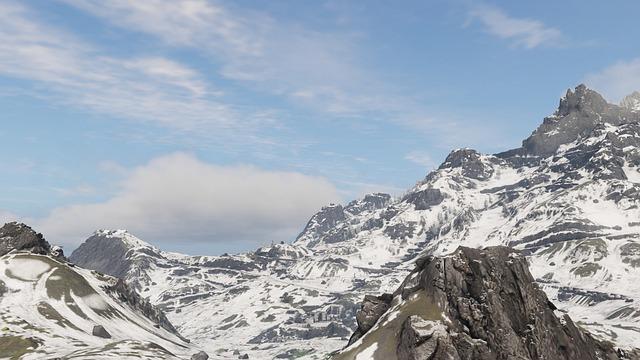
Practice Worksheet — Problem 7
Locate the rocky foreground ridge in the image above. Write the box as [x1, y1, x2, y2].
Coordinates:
[337, 246, 639, 360]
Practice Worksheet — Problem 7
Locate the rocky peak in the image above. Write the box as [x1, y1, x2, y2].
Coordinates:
[294, 204, 346, 245]
[0, 222, 51, 257]
[556, 84, 608, 117]
[512, 84, 640, 158]
[438, 148, 493, 180]
[345, 193, 391, 215]
[621, 91, 640, 112]
[338, 246, 633, 360]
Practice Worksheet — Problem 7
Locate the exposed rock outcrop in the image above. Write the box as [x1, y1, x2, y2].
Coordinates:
[347, 293, 393, 346]
[0, 222, 50, 257]
[338, 246, 635, 360]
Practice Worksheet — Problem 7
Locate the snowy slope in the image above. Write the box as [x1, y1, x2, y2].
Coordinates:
[69, 85, 640, 358]
[0, 251, 197, 359]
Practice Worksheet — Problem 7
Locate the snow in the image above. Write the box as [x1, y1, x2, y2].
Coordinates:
[5, 257, 51, 281]
[355, 342, 378, 360]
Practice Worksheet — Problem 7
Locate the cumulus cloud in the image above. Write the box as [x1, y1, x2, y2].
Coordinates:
[585, 58, 640, 102]
[34, 153, 340, 250]
[468, 4, 563, 49]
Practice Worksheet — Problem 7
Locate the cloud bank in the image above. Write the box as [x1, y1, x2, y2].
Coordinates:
[34, 153, 340, 250]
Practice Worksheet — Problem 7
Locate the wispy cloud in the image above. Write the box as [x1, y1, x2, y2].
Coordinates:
[0, 1, 258, 136]
[585, 58, 640, 102]
[468, 4, 563, 49]
[404, 150, 436, 169]
[58, 0, 408, 117]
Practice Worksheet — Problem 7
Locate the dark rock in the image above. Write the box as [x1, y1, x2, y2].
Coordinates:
[383, 222, 416, 240]
[0, 222, 51, 257]
[239, 354, 249, 359]
[191, 351, 209, 360]
[403, 188, 444, 210]
[92, 325, 111, 339]
[347, 293, 392, 346]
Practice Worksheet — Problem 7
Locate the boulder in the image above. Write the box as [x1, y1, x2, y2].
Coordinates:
[91, 325, 111, 339]
[191, 351, 209, 360]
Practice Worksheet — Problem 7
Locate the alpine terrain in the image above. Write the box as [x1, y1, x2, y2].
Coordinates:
[3, 84, 640, 359]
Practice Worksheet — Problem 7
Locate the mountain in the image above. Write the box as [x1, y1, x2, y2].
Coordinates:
[68, 84, 640, 358]
[336, 246, 634, 360]
[0, 222, 203, 359]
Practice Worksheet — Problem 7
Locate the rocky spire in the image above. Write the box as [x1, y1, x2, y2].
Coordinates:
[556, 83, 608, 117]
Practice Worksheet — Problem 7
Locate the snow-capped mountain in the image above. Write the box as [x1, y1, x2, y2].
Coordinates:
[0, 223, 198, 359]
[69, 84, 640, 358]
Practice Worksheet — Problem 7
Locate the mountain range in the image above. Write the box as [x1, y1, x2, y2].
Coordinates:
[2, 84, 640, 359]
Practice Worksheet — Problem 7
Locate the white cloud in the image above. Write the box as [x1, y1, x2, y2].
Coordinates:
[404, 151, 436, 169]
[0, 1, 253, 135]
[34, 153, 340, 249]
[584, 58, 640, 102]
[468, 5, 563, 49]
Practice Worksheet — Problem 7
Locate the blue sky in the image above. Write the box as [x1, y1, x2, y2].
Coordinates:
[1, 0, 639, 255]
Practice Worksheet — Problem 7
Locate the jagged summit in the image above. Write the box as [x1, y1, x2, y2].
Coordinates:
[496, 84, 640, 158]
[555, 83, 609, 117]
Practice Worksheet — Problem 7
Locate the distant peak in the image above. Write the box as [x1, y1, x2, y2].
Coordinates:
[92, 229, 153, 249]
[556, 84, 607, 117]
[621, 91, 640, 112]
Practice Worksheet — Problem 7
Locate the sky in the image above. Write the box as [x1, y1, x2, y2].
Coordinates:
[1, 0, 639, 255]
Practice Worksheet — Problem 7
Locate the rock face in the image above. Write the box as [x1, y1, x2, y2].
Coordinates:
[0, 222, 50, 257]
[348, 294, 393, 346]
[338, 246, 630, 360]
